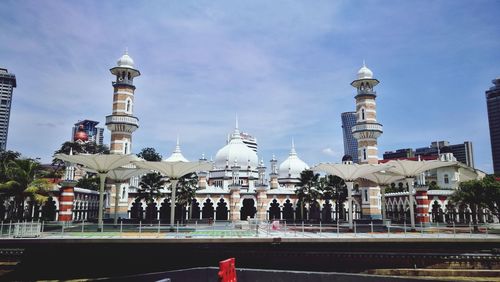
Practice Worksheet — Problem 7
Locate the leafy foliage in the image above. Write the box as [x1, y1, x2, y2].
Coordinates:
[176, 173, 198, 207]
[450, 176, 500, 227]
[76, 177, 99, 191]
[138, 172, 166, 204]
[137, 147, 162, 161]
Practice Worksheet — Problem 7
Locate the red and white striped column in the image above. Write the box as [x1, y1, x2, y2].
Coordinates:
[415, 187, 430, 225]
[59, 181, 77, 222]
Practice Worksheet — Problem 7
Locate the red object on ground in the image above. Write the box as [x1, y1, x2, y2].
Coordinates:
[218, 258, 236, 282]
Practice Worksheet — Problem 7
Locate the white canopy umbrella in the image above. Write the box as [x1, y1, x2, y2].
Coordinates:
[385, 159, 457, 230]
[55, 153, 140, 230]
[312, 163, 392, 229]
[133, 160, 213, 228]
[361, 171, 405, 221]
[85, 167, 150, 225]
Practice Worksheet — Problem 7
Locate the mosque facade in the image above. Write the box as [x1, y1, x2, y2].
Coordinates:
[49, 51, 493, 225]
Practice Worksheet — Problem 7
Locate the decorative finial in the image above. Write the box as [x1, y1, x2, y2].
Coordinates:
[125, 47, 128, 55]
[174, 135, 181, 153]
[235, 114, 239, 129]
[290, 138, 297, 155]
[363, 59, 366, 67]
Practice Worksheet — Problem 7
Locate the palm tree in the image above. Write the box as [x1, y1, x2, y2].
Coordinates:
[0, 158, 51, 220]
[175, 173, 198, 220]
[321, 175, 347, 221]
[137, 172, 167, 216]
[295, 170, 320, 221]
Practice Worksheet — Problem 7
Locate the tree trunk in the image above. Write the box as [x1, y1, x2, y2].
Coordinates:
[471, 204, 479, 232]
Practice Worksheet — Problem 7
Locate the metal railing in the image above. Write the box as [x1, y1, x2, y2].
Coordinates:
[0, 219, 497, 239]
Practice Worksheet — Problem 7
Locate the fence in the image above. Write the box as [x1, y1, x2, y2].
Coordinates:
[0, 220, 497, 239]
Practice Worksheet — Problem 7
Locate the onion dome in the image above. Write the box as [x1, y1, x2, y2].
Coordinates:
[74, 125, 88, 142]
[357, 61, 373, 79]
[164, 136, 189, 162]
[278, 140, 309, 179]
[214, 120, 258, 169]
[342, 155, 353, 162]
[117, 49, 134, 69]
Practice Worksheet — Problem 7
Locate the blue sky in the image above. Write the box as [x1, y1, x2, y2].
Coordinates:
[1, 1, 499, 173]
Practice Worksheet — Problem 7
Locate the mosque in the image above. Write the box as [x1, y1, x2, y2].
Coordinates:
[53, 50, 492, 225]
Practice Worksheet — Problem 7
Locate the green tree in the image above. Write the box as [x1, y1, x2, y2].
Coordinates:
[137, 172, 166, 205]
[176, 173, 198, 219]
[0, 150, 21, 182]
[483, 176, 500, 221]
[76, 177, 100, 191]
[428, 181, 440, 190]
[52, 141, 110, 177]
[0, 158, 51, 219]
[137, 147, 162, 161]
[450, 179, 489, 231]
[295, 170, 321, 221]
[321, 175, 347, 220]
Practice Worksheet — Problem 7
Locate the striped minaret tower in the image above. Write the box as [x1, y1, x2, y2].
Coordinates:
[105, 50, 140, 219]
[351, 62, 384, 220]
[106, 49, 140, 155]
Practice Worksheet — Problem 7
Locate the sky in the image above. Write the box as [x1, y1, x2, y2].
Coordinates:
[1, 0, 499, 173]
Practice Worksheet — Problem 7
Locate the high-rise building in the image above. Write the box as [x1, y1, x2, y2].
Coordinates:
[486, 77, 500, 175]
[351, 63, 383, 220]
[341, 112, 358, 163]
[383, 148, 414, 160]
[240, 132, 258, 153]
[384, 141, 475, 168]
[0, 68, 16, 151]
[72, 120, 104, 145]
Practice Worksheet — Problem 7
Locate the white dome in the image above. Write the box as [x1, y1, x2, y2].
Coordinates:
[117, 50, 134, 69]
[357, 63, 373, 79]
[164, 137, 189, 162]
[278, 141, 309, 179]
[214, 127, 258, 169]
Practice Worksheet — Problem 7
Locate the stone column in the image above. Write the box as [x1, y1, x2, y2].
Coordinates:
[255, 186, 268, 221]
[59, 180, 77, 222]
[229, 186, 241, 221]
[415, 186, 430, 226]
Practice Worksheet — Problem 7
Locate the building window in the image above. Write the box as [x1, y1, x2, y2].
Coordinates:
[364, 189, 368, 202]
[124, 142, 129, 154]
[361, 108, 365, 120]
[363, 148, 367, 160]
[444, 174, 449, 184]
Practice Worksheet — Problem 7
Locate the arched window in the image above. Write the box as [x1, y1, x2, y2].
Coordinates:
[127, 72, 131, 80]
[363, 148, 367, 160]
[124, 142, 128, 155]
[444, 174, 449, 184]
[126, 99, 132, 113]
[121, 71, 125, 79]
[361, 108, 365, 120]
[364, 189, 368, 202]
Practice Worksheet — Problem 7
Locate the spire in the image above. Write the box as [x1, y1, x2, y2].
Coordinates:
[290, 138, 297, 156]
[363, 59, 366, 67]
[174, 135, 181, 153]
[125, 47, 128, 55]
[231, 115, 241, 139]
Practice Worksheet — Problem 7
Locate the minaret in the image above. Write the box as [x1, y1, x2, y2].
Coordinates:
[351, 62, 383, 220]
[106, 49, 140, 155]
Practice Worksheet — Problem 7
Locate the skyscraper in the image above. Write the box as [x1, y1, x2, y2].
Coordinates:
[0, 68, 16, 151]
[341, 112, 358, 163]
[486, 77, 500, 174]
[72, 120, 104, 145]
